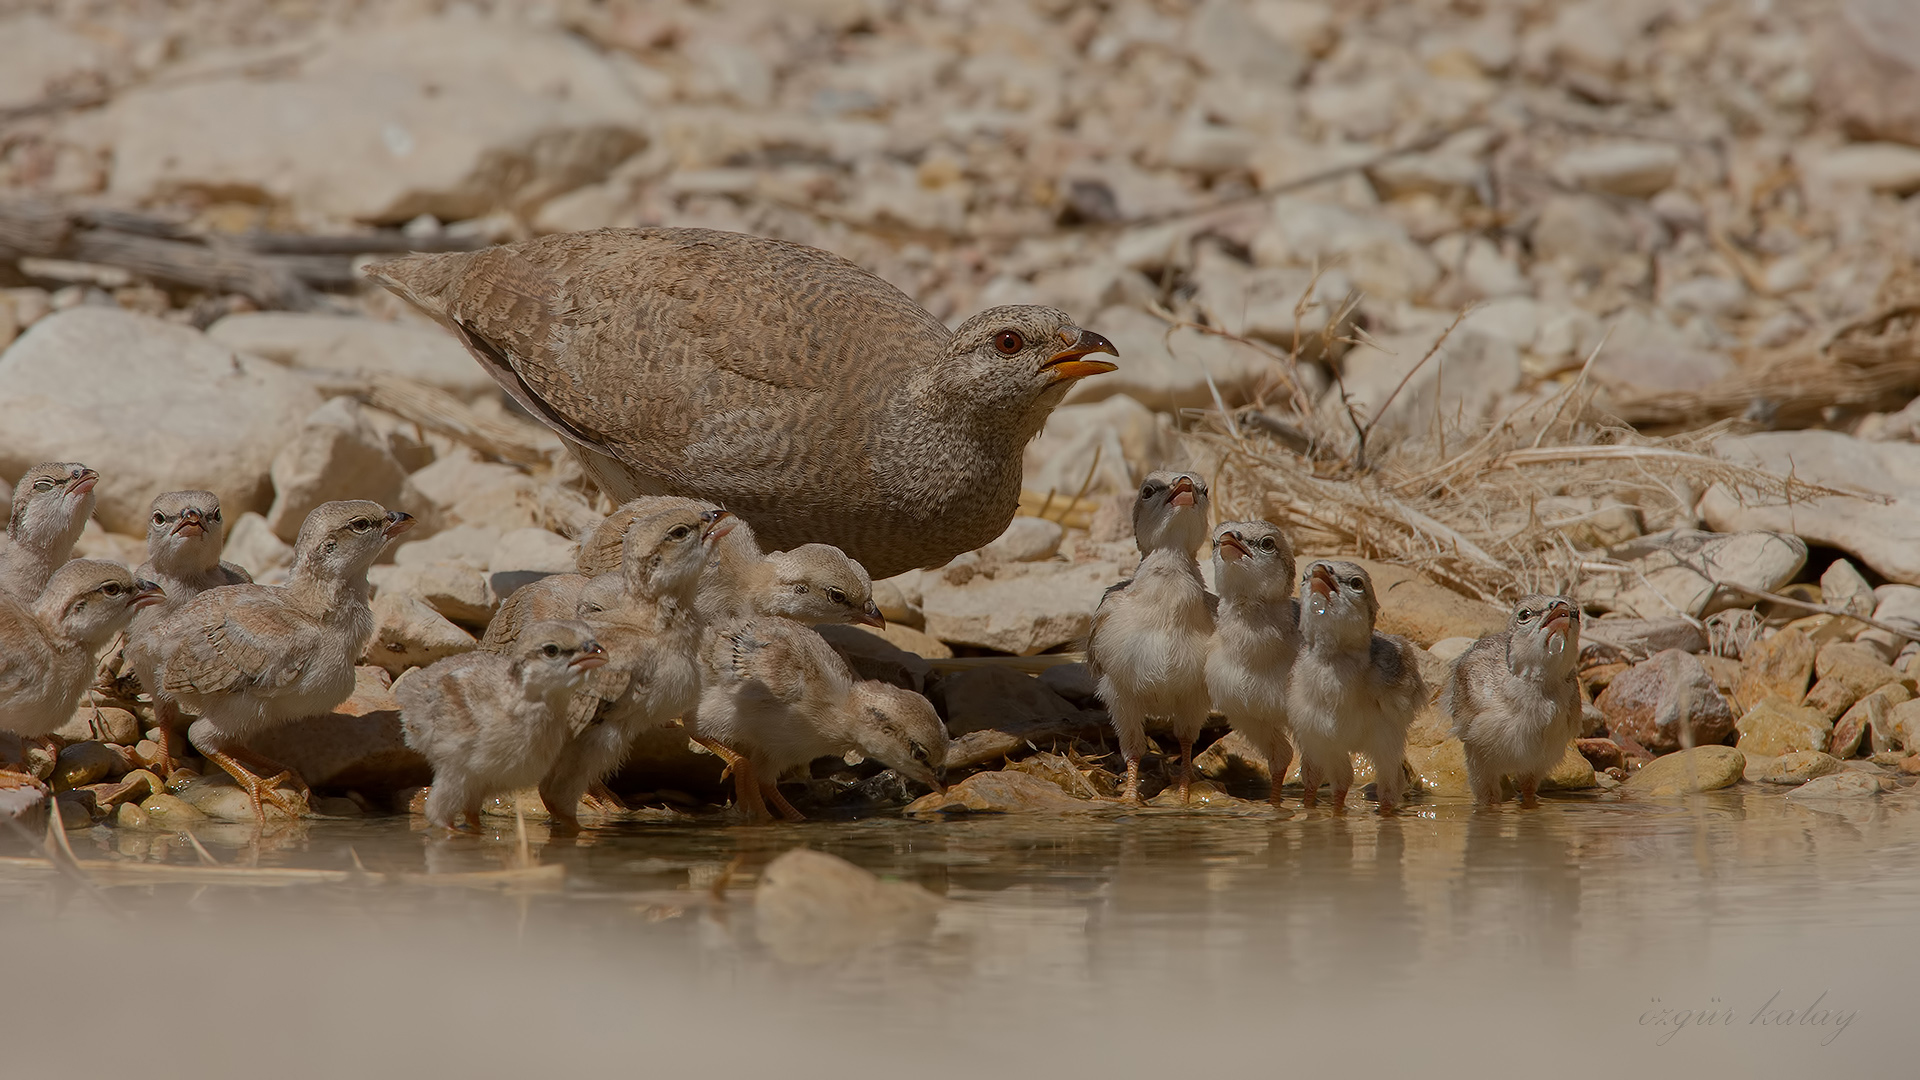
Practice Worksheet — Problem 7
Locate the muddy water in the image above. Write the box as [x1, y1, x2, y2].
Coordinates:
[6, 789, 1913, 1076]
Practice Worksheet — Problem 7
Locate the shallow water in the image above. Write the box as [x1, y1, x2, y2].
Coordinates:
[6, 787, 1913, 1076]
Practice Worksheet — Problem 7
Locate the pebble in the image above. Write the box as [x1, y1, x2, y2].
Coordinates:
[1734, 628, 1817, 712]
[1623, 746, 1746, 796]
[1736, 697, 1833, 757]
[53, 705, 141, 745]
[138, 792, 207, 825]
[1761, 751, 1844, 785]
[1784, 771, 1883, 800]
[906, 770, 1095, 814]
[51, 741, 122, 792]
[1597, 649, 1738, 753]
[754, 848, 944, 965]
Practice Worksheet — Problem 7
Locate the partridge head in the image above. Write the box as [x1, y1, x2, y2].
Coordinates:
[0, 462, 98, 603]
[844, 680, 949, 792]
[1212, 521, 1296, 603]
[1134, 471, 1210, 556]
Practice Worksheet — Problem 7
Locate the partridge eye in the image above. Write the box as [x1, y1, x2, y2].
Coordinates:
[1518, 608, 1534, 622]
[1140, 483, 1159, 499]
[32, 480, 55, 492]
[153, 511, 167, 526]
[994, 329, 1024, 355]
[542, 643, 560, 658]
[667, 524, 693, 541]
[826, 588, 848, 605]
[102, 582, 124, 597]
[1259, 537, 1276, 552]
[349, 518, 373, 533]
[1347, 578, 1364, 590]
[209, 510, 221, 522]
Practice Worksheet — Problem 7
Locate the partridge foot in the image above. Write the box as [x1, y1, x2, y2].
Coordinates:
[1519, 778, 1540, 810]
[763, 783, 806, 823]
[201, 746, 309, 822]
[1177, 738, 1195, 805]
[732, 759, 772, 823]
[1121, 758, 1142, 804]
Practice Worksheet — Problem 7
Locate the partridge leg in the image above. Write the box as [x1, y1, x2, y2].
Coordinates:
[1265, 734, 1294, 810]
[732, 758, 772, 823]
[1121, 758, 1143, 804]
[1176, 737, 1196, 805]
[1299, 757, 1322, 809]
[763, 782, 806, 823]
[199, 746, 309, 822]
[1518, 776, 1540, 810]
[583, 781, 629, 814]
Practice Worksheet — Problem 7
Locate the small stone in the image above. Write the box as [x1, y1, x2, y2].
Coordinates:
[207, 312, 498, 399]
[870, 577, 918, 628]
[128, 739, 168, 773]
[264, 397, 416, 543]
[1542, 743, 1598, 790]
[52, 705, 142, 745]
[978, 517, 1064, 564]
[52, 793, 92, 829]
[51, 741, 123, 791]
[1193, 730, 1273, 784]
[1831, 683, 1912, 758]
[1581, 617, 1709, 657]
[754, 848, 944, 965]
[369, 561, 496, 629]
[1406, 737, 1469, 797]
[139, 792, 206, 824]
[921, 558, 1131, 655]
[245, 666, 430, 794]
[1623, 745, 1746, 796]
[1556, 141, 1680, 198]
[1803, 142, 1920, 194]
[176, 777, 300, 822]
[1736, 697, 1833, 757]
[394, 523, 498, 568]
[1596, 649, 1738, 753]
[487, 527, 578, 599]
[1576, 737, 1626, 772]
[365, 592, 476, 678]
[115, 802, 149, 829]
[1583, 531, 1806, 622]
[1784, 771, 1883, 799]
[222, 511, 294, 578]
[906, 770, 1094, 814]
[1734, 629, 1817, 711]
[1821, 559, 1875, 618]
[1762, 751, 1845, 784]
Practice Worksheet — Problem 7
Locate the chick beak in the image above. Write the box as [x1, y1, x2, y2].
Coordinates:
[172, 508, 204, 538]
[701, 509, 736, 544]
[1042, 327, 1119, 383]
[1307, 563, 1336, 598]
[382, 511, 416, 539]
[571, 644, 608, 672]
[1217, 531, 1250, 560]
[130, 580, 167, 610]
[70, 469, 99, 497]
[1544, 599, 1577, 635]
[857, 601, 887, 629]
[1169, 474, 1197, 508]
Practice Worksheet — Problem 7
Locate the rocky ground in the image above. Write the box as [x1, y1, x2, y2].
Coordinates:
[5, 0, 1920, 827]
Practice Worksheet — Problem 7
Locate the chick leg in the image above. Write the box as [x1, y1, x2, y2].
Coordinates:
[1371, 742, 1407, 813]
[1264, 731, 1295, 809]
[1176, 737, 1196, 805]
[763, 782, 806, 822]
[1327, 754, 1354, 814]
[1464, 753, 1503, 807]
[1299, 755, 1322, 809]
[199, 746, 309, 822]
[1111, 704, 1148, 804]
[732, 758, 772, 823]
[1517, 776, 1540, 810]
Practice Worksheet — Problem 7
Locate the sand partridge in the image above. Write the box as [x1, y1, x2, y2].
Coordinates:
[0, 463, 98, 604]
[0, 561, 162, 741]
[697, 616, 947, 821]
[148, 501, 413, 820]
[1289, 560, 1426, 813]
[398, 619, 606, 831]
[1088, 471, 1215, 802]
[366, 227, 1117, 579]
[125, 490, 252, 774]
[1205, 521, 1301, 808]
[1444, 595, 1583, 807]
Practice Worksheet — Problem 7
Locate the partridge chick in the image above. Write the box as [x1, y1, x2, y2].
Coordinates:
[149, 501, 413, 820]
[1205, 521, 1300, 807]
[536, 504, 726, 830]
[367, 227, 1117, 579]
[697, 617, 947, 821]
[1088, 471, 1215, 802]
[0, 561, 162, 740]
[399, 620, 606, 831]
[125, 491, 252, 773]
[0, 463, 98, 604]
[1444, 595, 1582, 808]
[1289, 561, 1425, 812]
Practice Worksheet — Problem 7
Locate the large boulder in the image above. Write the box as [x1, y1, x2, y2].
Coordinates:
[922, 558, 1131, 655]
[0, 308, 322, 534]
[207, 313, 496, 399]
[90, 18, 649, 223]
[1701, 431, 1920, 586]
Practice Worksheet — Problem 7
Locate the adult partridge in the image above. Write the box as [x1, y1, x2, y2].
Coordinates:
[366, 228, 1117, 579]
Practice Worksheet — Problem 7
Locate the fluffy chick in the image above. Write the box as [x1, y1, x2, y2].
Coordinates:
[1289, 560, 1426, 813]
[697, 616, 947, 821]
[1444, 595, 1582, 807]
[0, 463, 98, 604]
[399, 620, 606, 831]
[535, 504, 727, 830]
[0, 561, 162, 739]
[1089, 470, 1214, 802]
[1204, 521, 1300, 807]
[150, 501, 413, 820]
[126, 490, 252, 773]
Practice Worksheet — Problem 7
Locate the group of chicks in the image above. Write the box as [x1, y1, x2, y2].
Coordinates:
[0, 460, 946, 833]
[1090, 470, 1586, 812]
[1, 455, 1583, 834]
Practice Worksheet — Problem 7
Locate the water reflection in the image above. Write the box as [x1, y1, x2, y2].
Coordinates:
[4, 789, 1913, 1074]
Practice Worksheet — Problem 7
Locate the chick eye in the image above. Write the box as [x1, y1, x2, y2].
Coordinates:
[1140, 483, 1158, 500]
[1259, 537, 1276, 552]
[542, 643, 561, 658]
[994, 329, 1024, 355]
[1517, 608, 1534, 622]
[101, 582, 124, 597]
[32, 480, 55, 492]
[349, 518, 374, 533]
[1347, 578, 1364, 590]
[667, 524, 693, 541]
[153, 511, 167, 526]
[208, 510, 221, 522]
[826, 588, 848, 605]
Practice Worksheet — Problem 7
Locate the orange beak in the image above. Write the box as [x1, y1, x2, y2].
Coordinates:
[1169, 474, 1197, 508]
[1544, 599, 1578, 634]
[70, 469, 99, 497]
[173, 508, 204, 538]
[701, 508, 736, 544]
[1216, 530, 1250, 560]
[1042, 327, 1119, 383]
[383, 511, 416, 539]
